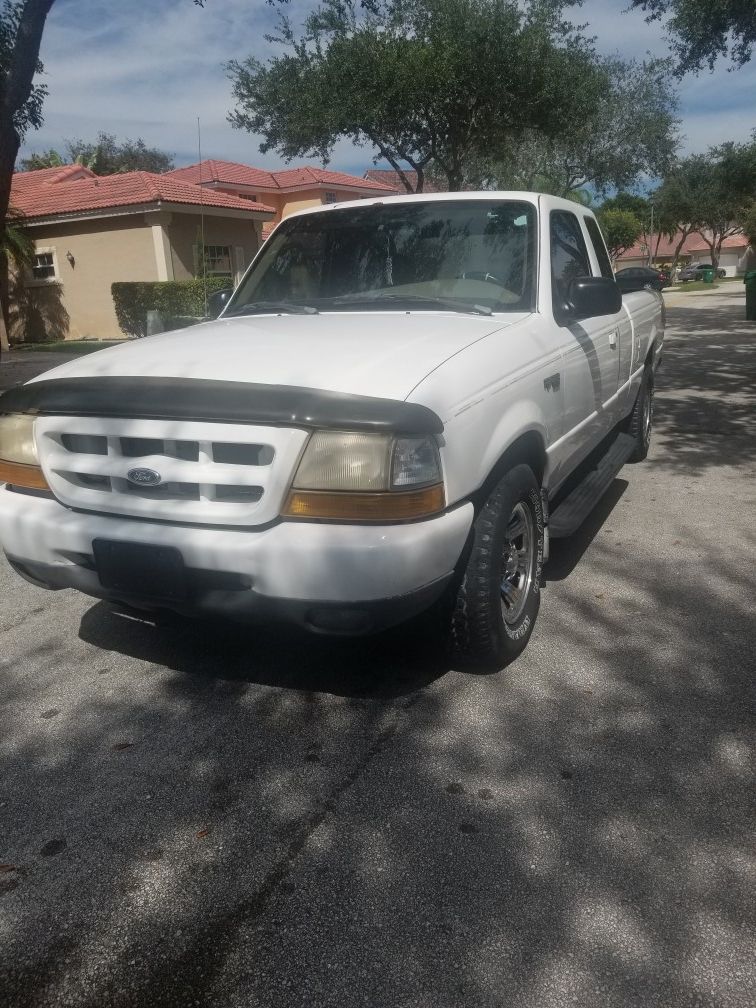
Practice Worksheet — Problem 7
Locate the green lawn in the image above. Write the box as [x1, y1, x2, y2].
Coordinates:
[667, 276, 743, 293]
[14, 340, 125, 354]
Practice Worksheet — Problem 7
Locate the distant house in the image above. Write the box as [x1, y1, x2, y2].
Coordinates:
[363, 169, 446, 194]
[165, 161, 397, 241]
[616, 229, 749, 277]
[9, 164, 275, 342]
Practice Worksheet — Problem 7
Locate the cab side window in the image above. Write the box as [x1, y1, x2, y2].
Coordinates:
[551, 210, 591, 324]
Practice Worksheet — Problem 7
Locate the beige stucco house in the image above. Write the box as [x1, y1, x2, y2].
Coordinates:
[9, 164, 276, 343]
[8, 160, 397, 344]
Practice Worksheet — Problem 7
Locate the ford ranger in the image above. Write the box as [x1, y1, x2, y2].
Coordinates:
[0, 193, 663, 669]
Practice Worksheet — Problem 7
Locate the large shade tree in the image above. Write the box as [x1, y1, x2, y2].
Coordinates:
[628, 0, 755, 74]
[480, 57, 679, 197]
[653, 142, 755, 270]
[228, 0, 608, 193]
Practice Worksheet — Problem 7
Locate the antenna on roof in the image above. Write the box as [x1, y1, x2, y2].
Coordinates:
[198, 117, 207, 317]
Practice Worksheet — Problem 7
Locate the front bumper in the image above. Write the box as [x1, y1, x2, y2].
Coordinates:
[0, 488, 473, 633]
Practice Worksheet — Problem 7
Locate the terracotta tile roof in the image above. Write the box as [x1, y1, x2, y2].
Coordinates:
[10, 166, 276, 220]
[617, 228, 748, 261]
[686, 233, 748, 252]
[271, 166, 393, 191]
[165, 160, 395, 193]
[165, 159, 277, 189]
[363, 169, 446, 193]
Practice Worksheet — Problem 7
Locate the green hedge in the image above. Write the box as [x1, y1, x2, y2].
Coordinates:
[111, 278, 232, 338]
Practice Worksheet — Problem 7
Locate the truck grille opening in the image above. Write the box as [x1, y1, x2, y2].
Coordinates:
[212, 442, 274, 466]
[120, 437, 200, 462]
[61, 433, 107, 455]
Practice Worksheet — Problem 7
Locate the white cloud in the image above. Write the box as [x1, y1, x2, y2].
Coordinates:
[18, 0, 756, 172]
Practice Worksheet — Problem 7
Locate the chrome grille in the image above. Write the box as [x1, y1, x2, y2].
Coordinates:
[35, 416, 309, 527]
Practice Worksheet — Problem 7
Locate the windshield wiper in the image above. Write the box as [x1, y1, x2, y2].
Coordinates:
[224, 300, 319, 317]
[326, 294, 492, 316]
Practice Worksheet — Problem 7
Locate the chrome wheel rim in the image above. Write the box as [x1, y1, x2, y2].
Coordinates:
[500, 502, 535, 625]
[642, 384, 653, 443]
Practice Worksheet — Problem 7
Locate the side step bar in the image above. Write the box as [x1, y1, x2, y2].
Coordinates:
[549, 433, 635, 539]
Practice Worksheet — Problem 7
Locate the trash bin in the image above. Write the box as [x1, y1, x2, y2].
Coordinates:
[745, 270, 756, 322]
[701, 266, 715, 284]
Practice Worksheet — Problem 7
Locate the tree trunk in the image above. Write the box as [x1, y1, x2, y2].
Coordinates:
[670, 231, 688, 274]
[446, 167, 463, 191]
[700, 234, 718, 268]
[0, 124, 19, 361]
[0, 308, 8, 353]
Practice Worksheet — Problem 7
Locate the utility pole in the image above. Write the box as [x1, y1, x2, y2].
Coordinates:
[648, 201, 654, 268]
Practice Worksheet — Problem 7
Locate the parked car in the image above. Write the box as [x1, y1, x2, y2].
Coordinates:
[679, 263, 727, 282]
[0, 193, 664, 670]
[614, 266, 671, 293]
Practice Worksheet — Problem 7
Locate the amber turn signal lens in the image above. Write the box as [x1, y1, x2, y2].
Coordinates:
[0, 460, 50, 491]
[283, 484, 445, 522]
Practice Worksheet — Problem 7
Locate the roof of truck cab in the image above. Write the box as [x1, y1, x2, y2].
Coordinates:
[283, 190, 548, 218]
[281, 191, 594, 224]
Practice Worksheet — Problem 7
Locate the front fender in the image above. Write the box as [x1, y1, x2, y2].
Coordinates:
[441, 395, 549, 507]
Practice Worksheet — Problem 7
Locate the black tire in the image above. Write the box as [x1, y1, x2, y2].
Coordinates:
[626, 365, 654, 462]
[452, 465, 544, 671]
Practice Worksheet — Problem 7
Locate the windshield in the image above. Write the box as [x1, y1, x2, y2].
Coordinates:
[227, 199, 537, 315]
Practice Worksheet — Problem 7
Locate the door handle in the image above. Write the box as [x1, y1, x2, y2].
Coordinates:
[609, 329, 618, 349]
[543, 373, 561, 392]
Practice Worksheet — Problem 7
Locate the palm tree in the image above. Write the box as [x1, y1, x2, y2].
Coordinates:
[1, 207, 34, 354]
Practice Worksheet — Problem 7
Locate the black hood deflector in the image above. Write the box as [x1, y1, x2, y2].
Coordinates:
[0, 376, 443, 435]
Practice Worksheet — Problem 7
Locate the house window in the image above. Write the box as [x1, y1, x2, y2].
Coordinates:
[32, 251, 57, 281]
[204, 244, 233, 278]
[323, 191, 339, 204]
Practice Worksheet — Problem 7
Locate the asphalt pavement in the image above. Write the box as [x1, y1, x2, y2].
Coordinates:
[0, 290, 754, 1007]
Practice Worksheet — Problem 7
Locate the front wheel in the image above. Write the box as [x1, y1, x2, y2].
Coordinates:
[452, 465, 544, 671]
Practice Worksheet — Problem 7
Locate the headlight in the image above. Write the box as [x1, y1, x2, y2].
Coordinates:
[0, 413, 38, 465]
[283, 430, 444, 521]
[0, 413, 49, 490]
[293, 432, 391, 491]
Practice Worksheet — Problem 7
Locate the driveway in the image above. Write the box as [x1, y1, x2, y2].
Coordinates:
[0, 350, 79, 392]
[0, 294, 754, 1007]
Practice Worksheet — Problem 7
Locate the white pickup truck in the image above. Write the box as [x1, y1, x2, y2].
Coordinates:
[0, 193, 663, 669]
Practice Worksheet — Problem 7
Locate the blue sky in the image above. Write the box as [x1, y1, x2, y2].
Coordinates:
[19, 0, 756, 176]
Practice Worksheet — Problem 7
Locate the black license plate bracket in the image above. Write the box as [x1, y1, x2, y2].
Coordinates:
[93, 540, 188, 601]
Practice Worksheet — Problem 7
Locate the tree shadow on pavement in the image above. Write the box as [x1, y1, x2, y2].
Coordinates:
[653, 304, 755, 476]
[2, 521, 752, 1008]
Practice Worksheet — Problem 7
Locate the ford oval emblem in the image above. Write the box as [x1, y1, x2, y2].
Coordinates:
[127, 467, 162, 487]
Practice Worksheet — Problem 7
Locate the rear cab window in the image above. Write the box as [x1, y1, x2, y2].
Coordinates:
[584, 217, 614, 279]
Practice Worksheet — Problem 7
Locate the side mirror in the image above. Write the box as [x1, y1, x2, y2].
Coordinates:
[206, 287, 233, 319]
[567, 276, 622, 321]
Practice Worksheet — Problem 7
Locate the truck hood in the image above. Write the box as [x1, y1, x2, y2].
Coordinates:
[30, 312, 529, 402]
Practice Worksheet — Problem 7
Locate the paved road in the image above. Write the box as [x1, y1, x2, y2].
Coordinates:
[1, 295, 754, 1007]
